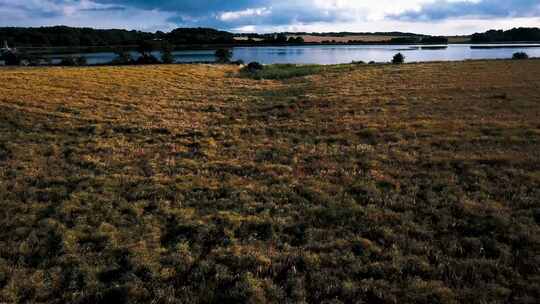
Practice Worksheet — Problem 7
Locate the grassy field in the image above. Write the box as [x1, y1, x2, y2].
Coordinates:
[0, 60, 539, 303]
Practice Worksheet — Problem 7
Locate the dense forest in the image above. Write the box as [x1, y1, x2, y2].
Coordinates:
[0, 26, 239, 47]
[471, 27, 540, 42]
[0, 26, 156, 47]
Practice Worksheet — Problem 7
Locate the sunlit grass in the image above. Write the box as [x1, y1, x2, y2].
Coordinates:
[0, 60, 539, 303]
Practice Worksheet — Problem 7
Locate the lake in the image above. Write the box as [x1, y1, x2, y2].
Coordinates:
[11, 44, 540, 65]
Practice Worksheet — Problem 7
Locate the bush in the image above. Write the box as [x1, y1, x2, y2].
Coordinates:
[247, 61, 264, 72]
[135, 54, 160, 65]
[512, 52, 529, 60]
[421, 36, 449, 44]
[2, 50, 21, 66]
[59, 56, 87, 66]
[161, 42, 175, 64]
[137, 40, 154, 57]
[76, 56, 87, 66]
[111, 50, 133, 65]
[231, 59, 245, 65]
[392, 53, 405, 64]
[215, 48, 233, 63]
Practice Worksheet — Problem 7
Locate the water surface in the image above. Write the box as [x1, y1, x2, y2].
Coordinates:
[6, 44, 540, 65]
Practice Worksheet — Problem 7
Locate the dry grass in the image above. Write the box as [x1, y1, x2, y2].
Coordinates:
[0, 60, 539, 303]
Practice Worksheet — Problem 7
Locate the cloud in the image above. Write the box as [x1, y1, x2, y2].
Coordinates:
[0, 0, 176, 31]
[394, 0, 540, 21]
[0, 0, 539, 34]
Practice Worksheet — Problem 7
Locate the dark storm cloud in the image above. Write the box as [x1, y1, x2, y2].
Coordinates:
[93, 0, 271, 16]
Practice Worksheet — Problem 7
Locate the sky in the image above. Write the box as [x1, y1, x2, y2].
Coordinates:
[0, 0, 539, 35]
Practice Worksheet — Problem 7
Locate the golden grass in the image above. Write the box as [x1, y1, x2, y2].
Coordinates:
[0, 60, 539, 303]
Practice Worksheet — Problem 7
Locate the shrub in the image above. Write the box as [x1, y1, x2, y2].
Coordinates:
[135, 54, 160, 65]
[392, 53, 405, 64]
[2, 50, 21, 66]
[215, 48, 233, 63]
[76, 56, 87, 66]
[512, 52, 529, 60]
[137, 40, 154, 57]
[247, 61, 264, 72]
[231, 59, 245, 65]
[420, 36, 449, 44]
[111, 50, 133, 65]
[59, 56, 87, 66]
[161, 42, 175, 64]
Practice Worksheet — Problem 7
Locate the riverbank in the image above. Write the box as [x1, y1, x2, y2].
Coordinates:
[1, 60, 539, 303]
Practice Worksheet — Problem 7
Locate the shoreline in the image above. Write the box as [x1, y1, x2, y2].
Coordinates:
[1, 57, 538, 69]
[16, 41, 540, 55]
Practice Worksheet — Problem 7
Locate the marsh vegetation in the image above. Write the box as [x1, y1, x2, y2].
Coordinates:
[0, 60, 539, 303]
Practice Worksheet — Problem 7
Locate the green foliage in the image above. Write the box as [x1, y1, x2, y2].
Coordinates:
[1, 50, 21, 65]
[391, 37, 421, 44]
[167, 27, 235, 45]
[0, 26, 154, 47]
[420, 36, 449, 44]
[288, 36, 305, 44]
[136, 40, 153, 57]
[215, 48, 233, 63]
[135, 41, 159, 64]
[471, 27, 540, 43]
[246, 61, 264, 72]
[392, 53, 405, 64]
[513, 52, 529, 60]
[59, 56, 87, 66]
[160, 42, 175, 64]
[111, 49, 133, 65]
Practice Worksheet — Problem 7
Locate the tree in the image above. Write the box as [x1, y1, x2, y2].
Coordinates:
[215, 48, 232, 63]
[288, 36, 305, 44]
[161, 42, 175, 64]
[59, 56, 87, 66]
[247, 62, 264, 72]
[275, 33, 288, 43]
[76, 56, 87, 66]
[2, 50, 21, 66]
[112, 49, 133, 65]
[136, 40, 159, 64]
[137, 40, 154, 57]
[392, 53, 405, 64]
[512, 52, 529, 60]
[420, 36, 448, 44]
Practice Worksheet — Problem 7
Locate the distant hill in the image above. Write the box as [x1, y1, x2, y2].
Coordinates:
[166, 28, 235, 45]
[471, 27, 540, 43]
[0, 26, 235, 48]
[0, 26, 155, 47]
[5, 25, 538, 48]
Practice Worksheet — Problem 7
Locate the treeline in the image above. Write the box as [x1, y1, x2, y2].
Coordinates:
[390, 36, 448, 44]
[471, 27, 540, 43]
[0, 26, 305, 48]
[0, 26, 242, 47]
[0, 26, 156, 47]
